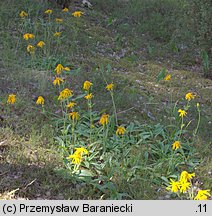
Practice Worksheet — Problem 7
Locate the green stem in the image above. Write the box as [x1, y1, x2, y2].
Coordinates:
[72, 121, 75, 147]
[103, 125, 108, 152]
[88, 100, 93, 142]
[179, 117, 184, 139]
[180, 147, 187, 164]
[111, 92, 118, 125]
[194, 107, 201, 136]
[168, 150, 174, 174]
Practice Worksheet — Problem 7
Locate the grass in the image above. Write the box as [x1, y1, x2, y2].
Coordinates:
[0, 0, 211, 200]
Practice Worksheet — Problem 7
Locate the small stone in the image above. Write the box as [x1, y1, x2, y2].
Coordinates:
[165, 195, 171, 199]
[46, 191, 51, 197]
[57, 194, 64, 200]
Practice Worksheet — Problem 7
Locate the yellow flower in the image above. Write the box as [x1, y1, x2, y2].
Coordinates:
[54, 32, 62, 37]
[197, 103, 200, 108]
[23, 33, 35, 40]
[55, 64, 64, 75]
[67, 147, 88, 164]
[166, 179, 181, 193]
[179, 180, 191, 193]
[72, 11, 84, 17]
[53, 77, 64, 86]
[19, 11, 28, 18]
[64, 67, 70, 71]
[67, 153, 82, 164]
[69, 112, 79, 121]
[179, 171, 195, 182]
[99, 114, 109, 126]
[194, 190, 211, 200]
[84, 93, 93, 100]
[67, 102, 76, 109]
[62, 7, 69, 12]
[44, 9, 53, 14]
[55, 18, 63, 23]
[36, 96, 44, 106]
[116, 126, 126, 135]
[75, 147, 88, 156]
[58, 88, 73, 100]
[27, 45, 35, 54]
[185, 92, 195, 101]
[164, 74, 171, 81]
[172, 141, 181, 150]
[83, 81, 92, 91]
[7, 94, 16, 104]
[106, 83, 114, 91]
[55, 63, 70, 75]
[178, 109, 187, 118]
[37, 41, 45, 48]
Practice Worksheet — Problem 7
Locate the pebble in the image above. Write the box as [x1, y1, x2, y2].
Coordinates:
[165, 195, 171, 199]
[46, 191, 51, 197]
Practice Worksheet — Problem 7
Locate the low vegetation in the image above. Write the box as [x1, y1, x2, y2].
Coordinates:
[0, 0, 211, 200]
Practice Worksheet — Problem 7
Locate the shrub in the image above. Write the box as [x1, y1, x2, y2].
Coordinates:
[188, 0, 212, 52]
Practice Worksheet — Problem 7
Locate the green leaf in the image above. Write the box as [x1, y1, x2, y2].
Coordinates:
[77, 169, 95, 179]
[157, 68, 167, 82]
[160, 176, 169, 183]
[74, 93, 86, 100]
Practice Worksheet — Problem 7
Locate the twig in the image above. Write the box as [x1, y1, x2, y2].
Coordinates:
[7, 188, 19, 196]
[23, 179, 37, 190]
[0, 140, 7, 146]
[117, 107, 135, 115]
[0, 171, 9, 176]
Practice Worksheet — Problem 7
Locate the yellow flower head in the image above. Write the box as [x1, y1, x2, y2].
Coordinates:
[54, 32, 62, 37]
[55, 18, 63, 23]
[27, 45, 35, 54]
[172, 141, 181, 150]
[23, 33, 35, 40]
[67, 147, 88, 164]
[62, 7, 69, 12]
[116, 126, 126, 136]
[185, 92, 195, 101]
[19, 11, 28, 18]
[53, 77, 64, 86]
[64, 67, 70, 71]
[179, 171, 195, 182]
[178, 109, 187, 118]
[106, 83, 114, 91]
[179, 180, 191, 193]
[67, 101, 76, 109]
[67, 153, 82, 164]
[84, 93, 93, 100]
[75, 147, 88, 156]
[55, 64, 64, 75]
[36, 96, 44, 106]
[99, 114, 109, 126]
[164, 74, 171, 81]
[166, 179, 181, 193]
[194, 190, 211, 200]
[83, 81, 92, 91]
[72, 11, 84, 17]
[58, 88, 73, 100]
[7, 94, 16, 104]
[69, 112, 79, 121]
[37, 41, 45, 48]
[55, 63, 70, 75]
[44, 9, 53, 14]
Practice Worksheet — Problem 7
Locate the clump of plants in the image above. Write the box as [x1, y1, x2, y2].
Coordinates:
[1, 1, 211, 200]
